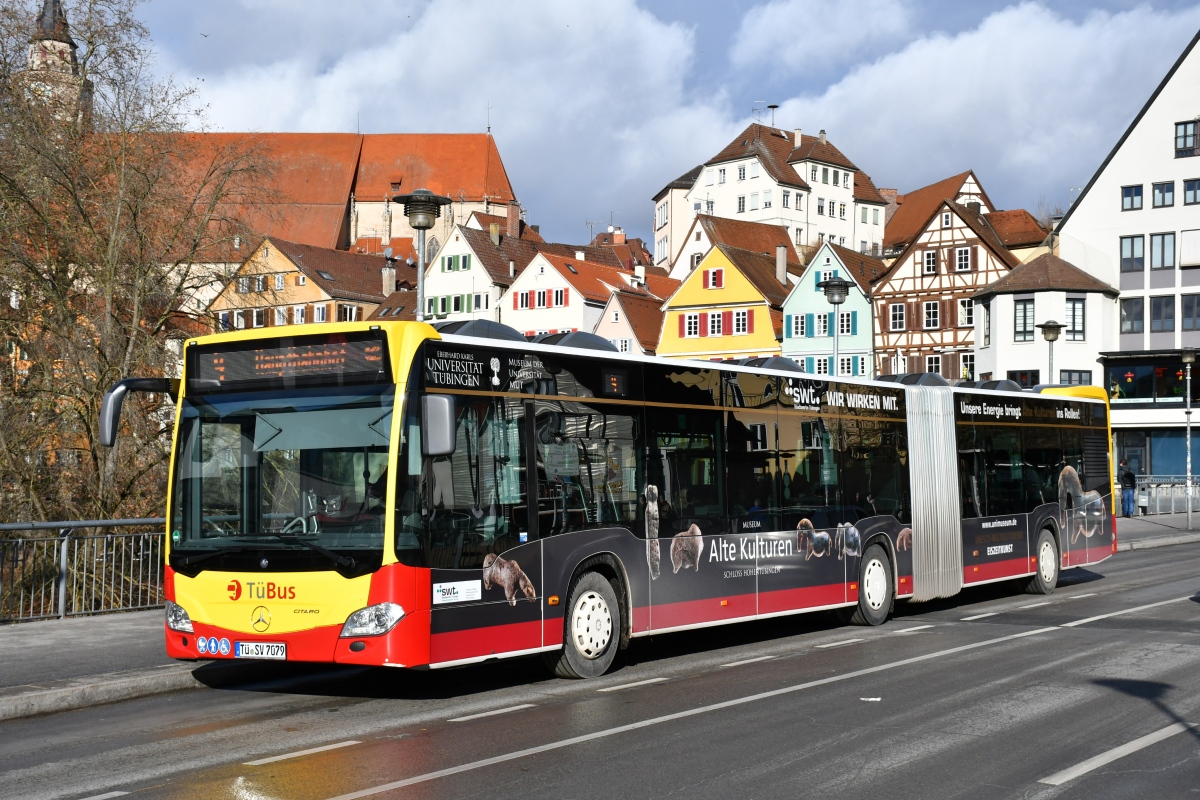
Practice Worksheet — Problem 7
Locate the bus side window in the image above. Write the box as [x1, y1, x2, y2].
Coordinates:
[1022, 425, 1063, 510]
[957, 421, 983, 519]
[727, 406, 778, 532]
[983, 427, 1025, 516]
[645, 407, 726, 537]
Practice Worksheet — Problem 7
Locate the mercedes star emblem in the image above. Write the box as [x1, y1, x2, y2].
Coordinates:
[251, 606, 271, 632]
[260, 558, 269, 569]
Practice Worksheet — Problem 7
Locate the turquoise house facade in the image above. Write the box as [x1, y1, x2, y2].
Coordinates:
[780, 242, 885, 377]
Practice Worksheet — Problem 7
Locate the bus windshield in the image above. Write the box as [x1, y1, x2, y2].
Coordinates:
[170, 385, 395, 558]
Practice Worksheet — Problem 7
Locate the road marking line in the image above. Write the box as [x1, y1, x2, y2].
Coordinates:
[1039, 722, 1198, 785]
[1018, 602, 1050, 609]
[891, 625, 933, 634]
[449, 704, 536, 722]
[596, 677, 666, 692]
[323, 627, 1058, 800]
[245, 741, 361, 766]
[961, 612, 998, 621]
[1067, 593, 1098, 600]
[79, 793, 129, 800]
[720, 655, 775, 668]
[815, 638, 863, 649]
[1061, 596, 1190, 628]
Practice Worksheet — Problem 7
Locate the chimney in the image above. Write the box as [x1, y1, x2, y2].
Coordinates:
[489, 223, 501, 247]
[530, 225, 540, 235]
[634, 265, 646, 286]
[818, 129, 826, 144]
[614, 228, 626, 245]
[776, 245, 787, 285]
[575, 250, 585, 261]
[967, 201, 981, 215]
[382, 264, 396, 297]
[793, 127, 802, 146]
[507, 201, 520, 239]
[508, 259, 515, 279]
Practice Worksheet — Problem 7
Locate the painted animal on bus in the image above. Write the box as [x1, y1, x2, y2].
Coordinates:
[835, 523, 861, 560]
[897, 527, 912, 551]
[1057, 465, 1105, 544]
[671, 524, 704, 573]
[482, 553, 537, 606]
[645, 484, 661, 580]
[797, 519, 832, 560]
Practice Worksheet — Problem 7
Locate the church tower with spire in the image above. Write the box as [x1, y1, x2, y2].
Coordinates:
[20, 0, 93, 127]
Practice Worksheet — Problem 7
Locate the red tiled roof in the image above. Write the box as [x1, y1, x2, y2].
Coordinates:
[787, 132, 858, 171]
[644, 273, 681, 300]
[716, 244, 805, 308]
[539, 253, 655, 304]
[875, 199, 1021, 286]
[826, 243, 888, 294]
[696, 215, 798, 262]
[367, 289, 419, 321]
[853, 171, 886, 205]
[973, 253, 1117, 300]
[614, 291, 667, 352]
[985, 209, 1049, 249]
[883, 171, 980, 250]
[269, 237, 416, 302]
[352, 236, 416, 261]
[457, 225, 624, 288]
[706, 124, 811, 190]
[354, 134, 515, 203]
[468, 212, 545, 242]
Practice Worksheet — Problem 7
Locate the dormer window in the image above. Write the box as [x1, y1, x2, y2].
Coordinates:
[703, 268, 724, 289]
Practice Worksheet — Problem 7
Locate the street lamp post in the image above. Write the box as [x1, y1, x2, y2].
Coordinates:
[1036, 320, 1064, 385]
[1184, 348, 1195, 530]
[391, 188, 452, 322]
[817, 276, 851, 377]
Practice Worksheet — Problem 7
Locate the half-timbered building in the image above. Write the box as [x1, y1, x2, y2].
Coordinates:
[871, 200, 1020, 381]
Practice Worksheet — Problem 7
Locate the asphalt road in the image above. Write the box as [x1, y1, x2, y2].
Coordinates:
[2, 547, 1198, 800]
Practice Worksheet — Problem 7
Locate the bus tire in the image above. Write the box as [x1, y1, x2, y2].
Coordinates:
[850, 544, 892, 626]
[1025, 529, 1059, 595]
[546, 571, 620, 679]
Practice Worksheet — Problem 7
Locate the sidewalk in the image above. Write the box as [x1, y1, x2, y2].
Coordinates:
[2, 514, 1197, 722]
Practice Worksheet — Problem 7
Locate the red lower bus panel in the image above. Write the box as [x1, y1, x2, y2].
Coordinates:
[430, 619, 543, 664]
[543, 616, 564, 647]
[964, 556, 1030, 584]
[896, 574, 914, 597]
[758, 582, 846, 615]
[651, 592, 756, 630]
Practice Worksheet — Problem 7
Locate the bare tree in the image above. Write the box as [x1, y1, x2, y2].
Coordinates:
[0, 0, 266, 522]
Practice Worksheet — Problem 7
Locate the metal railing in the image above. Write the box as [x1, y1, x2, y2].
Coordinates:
[1132, 476, 1200, 515]
[0, 519, 165, 624]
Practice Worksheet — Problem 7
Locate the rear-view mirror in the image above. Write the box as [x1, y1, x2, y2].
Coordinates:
[421, 395, 456, 456]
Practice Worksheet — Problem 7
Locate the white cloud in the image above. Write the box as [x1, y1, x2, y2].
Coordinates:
[772, 2, 1200, 210]
[730, 0, 911, 75]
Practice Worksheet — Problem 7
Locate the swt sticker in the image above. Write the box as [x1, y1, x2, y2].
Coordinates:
[433, 580, 482, 605]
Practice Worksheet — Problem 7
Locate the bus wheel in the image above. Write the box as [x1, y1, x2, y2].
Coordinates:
[1025, 529, 1059, 595]
[547, 572, 620, 679]
[850, 544, 893, 626]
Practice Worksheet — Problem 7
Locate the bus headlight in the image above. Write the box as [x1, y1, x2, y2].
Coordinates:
[165, 600, 194, 633]
[340, 602, 405, 638]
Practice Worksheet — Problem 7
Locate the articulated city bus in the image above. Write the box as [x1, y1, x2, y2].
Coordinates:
[102, 320, 1115, 678]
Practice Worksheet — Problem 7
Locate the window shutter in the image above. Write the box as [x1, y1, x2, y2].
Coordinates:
[805, 313, 814, 338]
[908, 355, 921, 373]
[440, 256, 446, 272]
[850, 310, 858, 336]
[814, 275, 821, 292]
[699, 312, 709, 336]
[908, 301, 919, 331]
[715, 269, 724, 288]
[463, 254, 471, 270]
[784, 314, 792, 338]
[971, 245, 978, 270]
[827, 312, 835, 335]
[941, 299, 952, 329]
[851, 357, 860, 376]
[827, 356, 835, 375]
[563, 288, 569, 306]
[722, 310, 732, 334]
[513, 291, 518, 310]
[703, 270, 710, 289]
[833, 269, 839, 279]
[678, 314, 686, 337]
[527, 291, 534, 308]
[805, 356, 814, 372]
[747, 309, 755, 333]
[945, 352, 959, 381]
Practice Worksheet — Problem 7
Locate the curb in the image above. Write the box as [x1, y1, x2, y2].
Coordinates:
[1117, 532, 1200, 552]
[0, 665, 204, 722]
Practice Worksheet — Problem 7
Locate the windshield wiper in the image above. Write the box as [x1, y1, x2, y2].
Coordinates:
[173, 546, 247, 567]
[262, 535, 356, 570]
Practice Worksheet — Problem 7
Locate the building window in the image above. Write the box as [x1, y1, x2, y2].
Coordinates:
[795, 228, 803, 245]
[839, 203, 846, 219]
[923, 301, 939, 329]
[789, 313, 802, 337]
[751, 162, 760, 178]
[274, 274, 285, 291]
[822, 167, 829, 184]
[763, 190, 772, 209]
[942, 211, 952, 228]
[1122, 185, 1143, 210]
[838, 310, 852, 335]
[860, 241, 868, 253]
[655, 202, 668, 229]
[1007, 370, 1040, 389]
[1120, 235, 1145, 271]
[873, 209, 880, 225]
[709, 313, 723, 336]
[738, 165, 746, 181]
[274, 307, 287, 326]
[554, 288, 565, 306]
[233, 310, 245, 329]
[817, 198, 825, 216]
[1120, 297, 1143, 333]
[1151, 232, 1176, 269]
[1183, 294, 1200, 330]
[452, 295, 462, 313]
[838, 355, 853, 376]
[813, 357, 828, 376]
[692, 253, 703, 269]
[705, 169, 714, 186]
[889, 303, 905, 331]
[706, 200, 714, 213]
[958, 298, 973, 327]
[961, 353, 975, 381]
[236, 276, 249, 294]
[1186, 179, 1200, 205]
[1065, 298, 1085, 340]
[518, 291, 530, 310]
[1060, 370, 1091, 385]
[925, 355, 941, 374]
[955, 247, 971, 272]
[923, 250, 938, 274]
[1150, 295, 1175, 332]
[1176, 121, 1197, 157]
[832, 169, 839, 186]
[734, 309, 749, 334]
[612, 310, 619, 323]
[252, 308, 265, 328]
[427, 298, 436, 316]
[536, 290, 547, 308]
[750, 192, 759, 210]
[685, 313, 700, 337]
[718, 168, 726, 184]
[811, 165, 818, 181]
[616, 338, 630, 353]
[339, 304, 360, 322]
[254, 275, 266, 293]
[983, 303, 991, 346]
[294, 305, 305, 324]
[844, 174, 851, 189]
[705, 268, 724, 288]
[1153, 182, 1175, 207]
[218, 311, 230, 331]
[737, 196, 746, 213]
[1014, 299, 1034, 341]
[782, 191, 790, 209]
[861, 207, 868, 224]
[296, 274, 306, 286]
[314, 304, 328, 323]
[814, 313, 829, 337]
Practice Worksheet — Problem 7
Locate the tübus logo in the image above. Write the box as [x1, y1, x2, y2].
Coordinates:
[227, 580, 295, 601]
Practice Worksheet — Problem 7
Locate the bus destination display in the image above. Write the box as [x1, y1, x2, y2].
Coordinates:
[188, 333, 389, 392]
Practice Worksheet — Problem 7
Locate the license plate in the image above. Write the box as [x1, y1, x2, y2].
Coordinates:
[235, 641, 286, 660]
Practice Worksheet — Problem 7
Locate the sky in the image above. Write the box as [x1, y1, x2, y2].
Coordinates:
[138, 0, 1200, 246]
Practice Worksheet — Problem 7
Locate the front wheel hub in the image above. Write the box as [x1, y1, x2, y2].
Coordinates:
[571, 590, 613, 659]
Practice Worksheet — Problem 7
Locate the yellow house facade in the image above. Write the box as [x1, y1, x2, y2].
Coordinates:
[656, 243, 801, 360]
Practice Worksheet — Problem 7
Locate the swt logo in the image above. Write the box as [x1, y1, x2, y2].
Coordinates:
[227, 580, 242, 601]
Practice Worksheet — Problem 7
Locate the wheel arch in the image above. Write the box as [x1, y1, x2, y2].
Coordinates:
[567, 551, 632, 649]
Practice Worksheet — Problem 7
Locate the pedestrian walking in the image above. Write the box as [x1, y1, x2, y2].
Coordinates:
[1118, 459, 1137, 517]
